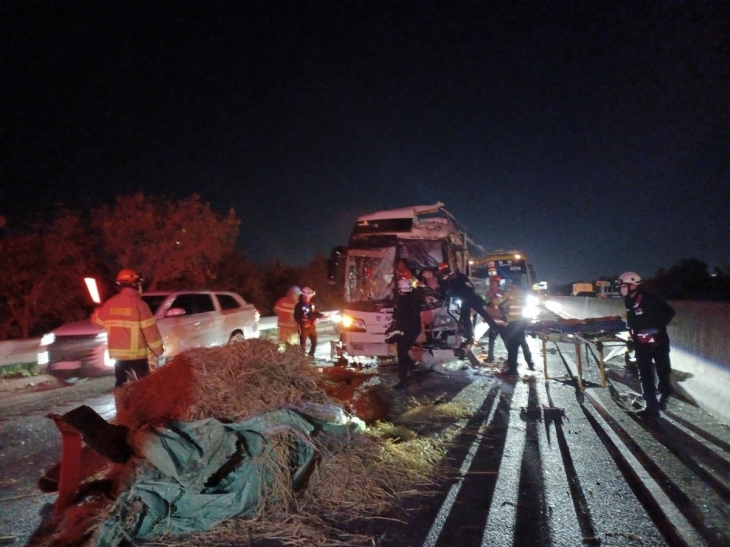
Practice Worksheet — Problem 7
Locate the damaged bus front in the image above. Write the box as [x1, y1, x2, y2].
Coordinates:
[328, 202, 485, 360]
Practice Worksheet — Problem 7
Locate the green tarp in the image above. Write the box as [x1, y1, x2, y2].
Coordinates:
[94, 408, 350, 546]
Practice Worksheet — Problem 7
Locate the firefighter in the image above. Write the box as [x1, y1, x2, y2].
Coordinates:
[274, 286, 301, 344]
[92, 269, 164, 388]
[386, 277, 424, 390]
[485, 275, 505, 363]
[619, 271, 675, 418]
[436, 262, 498, 346]
[497, 280, 535, 376]
[293, 286, 325, 357]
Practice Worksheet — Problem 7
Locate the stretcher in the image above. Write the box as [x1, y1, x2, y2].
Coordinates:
[527, 317, 628, 403]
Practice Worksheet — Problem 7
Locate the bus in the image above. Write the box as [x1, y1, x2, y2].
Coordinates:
[470, 250, 536, 290]
[328, 202, 487, 360]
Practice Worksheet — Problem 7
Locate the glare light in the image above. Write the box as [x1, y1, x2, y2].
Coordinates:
[522, 306, 538, 319]
[329, 311, 342, 323]
[514, 254, 521, 259]
[526, 294, 540, 307]
[94, 332, 109, 342]
[341, 315, 366, 332]
[40, 332, 55, 346]
[103, 349, 115, 368]
[84, 277, 101, 304]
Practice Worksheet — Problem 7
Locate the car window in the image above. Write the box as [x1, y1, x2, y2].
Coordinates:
[141, 295, 168, 315]
[169, 294, 215, 315]
[216, 294, 241, 310]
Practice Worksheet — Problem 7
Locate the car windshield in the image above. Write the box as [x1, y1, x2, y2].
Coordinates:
[141, 295, 168, 315]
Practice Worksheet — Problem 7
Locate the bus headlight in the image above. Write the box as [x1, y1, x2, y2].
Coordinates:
[341, 315, 367, 332]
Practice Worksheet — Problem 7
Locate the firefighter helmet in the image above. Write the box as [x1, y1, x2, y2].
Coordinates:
[301, 286, 315, 298]
[618, 271, 642, 285]
[116, 268, 141, 285]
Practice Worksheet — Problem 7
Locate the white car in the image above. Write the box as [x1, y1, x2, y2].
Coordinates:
[39, 290, 260, 380]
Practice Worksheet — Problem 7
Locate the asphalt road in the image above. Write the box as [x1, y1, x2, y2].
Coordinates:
[1, 329, 729, 546]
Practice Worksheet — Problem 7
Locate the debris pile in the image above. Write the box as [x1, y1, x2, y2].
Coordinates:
[36, 339, 445, 547]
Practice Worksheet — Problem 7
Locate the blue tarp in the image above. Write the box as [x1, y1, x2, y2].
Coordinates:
[94, 408, 350, 546]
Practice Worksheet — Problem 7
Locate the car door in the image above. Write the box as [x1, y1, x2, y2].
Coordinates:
[215, 292, 252, 341]
[158, 293, 217, 354]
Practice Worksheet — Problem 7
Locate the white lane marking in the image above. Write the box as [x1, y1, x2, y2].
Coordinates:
[422, 385, 501, 547]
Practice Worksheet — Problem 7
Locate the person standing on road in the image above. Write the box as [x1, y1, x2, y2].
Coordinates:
[497, 280, 535, 376]
[293, 286, 324, 358]
[436, 262, 498, 347]
[485, 275, 506, 363]
[274, 286, 301, 345]
[92, 269, 164, 389]
[386, 278, 424, 390]
[619, 271, 675, 418]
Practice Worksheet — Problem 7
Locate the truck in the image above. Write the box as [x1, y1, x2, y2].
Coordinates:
[572, 283, 596, 296]
[328, 202, 488, 361]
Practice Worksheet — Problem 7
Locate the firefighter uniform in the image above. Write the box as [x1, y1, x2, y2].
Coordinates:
[293, 287, 324, 357]
[92, 286, 164, 388]
[274, 287, 300, 344]
[499, 282, 534, 375]
[623, 282, 675, 415]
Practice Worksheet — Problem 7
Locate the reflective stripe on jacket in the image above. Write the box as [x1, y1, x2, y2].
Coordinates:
[501, 287, 527, 323]
[92, 287, 164, 360]
[273, 297, 298, 330]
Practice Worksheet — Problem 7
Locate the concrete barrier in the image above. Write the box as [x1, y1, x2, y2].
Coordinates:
[0, 337, 40, 367]
[0, 313, 337, 368]
[546, 296, 730, 425]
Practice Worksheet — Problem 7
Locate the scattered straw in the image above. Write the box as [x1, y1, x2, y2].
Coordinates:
[116, 339, 334, 428]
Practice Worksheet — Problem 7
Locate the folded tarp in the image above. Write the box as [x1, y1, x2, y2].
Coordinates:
[94, 408, 350, 546]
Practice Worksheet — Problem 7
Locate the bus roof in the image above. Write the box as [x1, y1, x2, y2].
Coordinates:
[355, 202, 445, 222]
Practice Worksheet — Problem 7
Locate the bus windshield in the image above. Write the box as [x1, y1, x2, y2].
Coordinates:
[344, 247, 397, 303]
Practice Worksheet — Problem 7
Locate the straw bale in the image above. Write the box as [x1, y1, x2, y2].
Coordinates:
[115, 339, 335, 428]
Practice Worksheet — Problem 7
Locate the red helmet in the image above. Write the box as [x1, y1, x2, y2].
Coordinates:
[116, 268, 141, 285]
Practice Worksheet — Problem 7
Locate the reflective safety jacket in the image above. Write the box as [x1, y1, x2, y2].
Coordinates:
[273, 295, 298, 331]
[92, 287, 164, 360]
[500, 286, 527, 323]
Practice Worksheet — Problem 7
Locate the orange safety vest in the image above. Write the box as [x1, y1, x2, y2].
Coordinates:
[92, 287, 164, 360]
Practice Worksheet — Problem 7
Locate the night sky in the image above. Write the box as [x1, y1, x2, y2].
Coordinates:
[2, 1, 729, 288]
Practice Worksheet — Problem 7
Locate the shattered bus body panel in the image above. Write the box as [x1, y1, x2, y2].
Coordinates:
[331, 202, 486, 360]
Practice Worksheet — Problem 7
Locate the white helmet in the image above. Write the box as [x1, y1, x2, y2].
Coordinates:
[301, 286, 315, 297]
[618, 271, 642, 285]
[397, 278, 413, 293]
